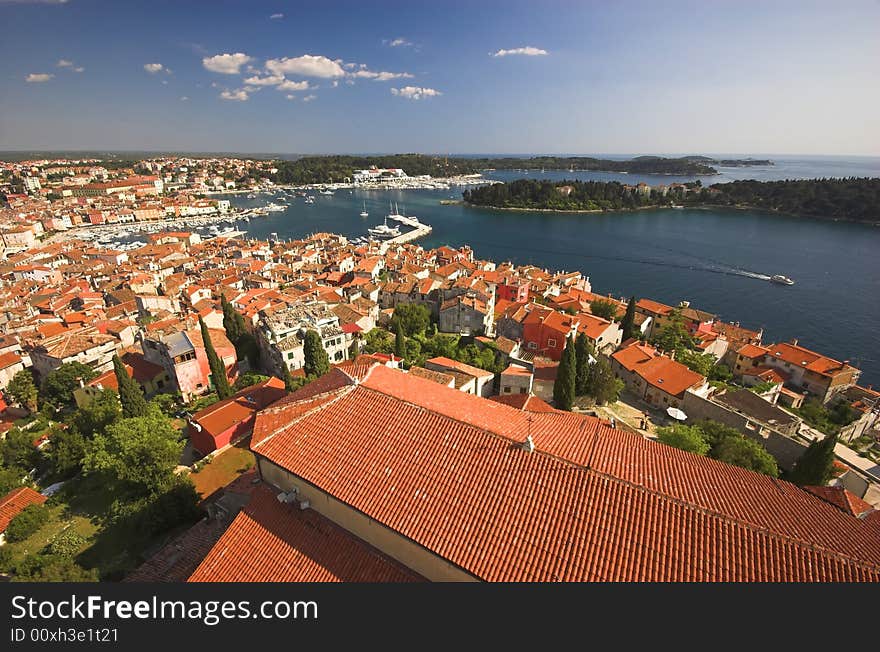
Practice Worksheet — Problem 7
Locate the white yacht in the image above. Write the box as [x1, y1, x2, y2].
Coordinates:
[367, 216, 401, 240]
[266, 202, 286, 212]
[770, 275, 795, 286]
[360, 201, 369, 218]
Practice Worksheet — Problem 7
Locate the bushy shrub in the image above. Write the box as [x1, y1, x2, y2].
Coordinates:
[46, 529, 87, 558]
[5, 504, 49, 543]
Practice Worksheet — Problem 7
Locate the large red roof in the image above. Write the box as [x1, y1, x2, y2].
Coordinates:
[188, 485, 422, 582]
[249, 364, 880, 582]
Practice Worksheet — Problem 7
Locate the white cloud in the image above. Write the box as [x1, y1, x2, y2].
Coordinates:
[73, 66, 84, 73]
[277, 79, 310, 92]
[161, 80, 168, 85]
[391, 86, 441, 100]
[353, 69, 414, 81]
[285, 94, 295, 100]
[491, 46, 548, 57]
[144, 63, 165, 74]
[219, 89, 249, 101]
[269, 13, 283, 19]
[56, 59, 73, 68]
[265, 54, 345, 78]
[302, 94, 317, 102]
[243, 73, 285, 86]
[180, 96, 189, 101]
[385, 37, 413, 48]
[203, 52, 253, 74]
[1, 0, 69, 4]
[25, 73, 53, 82]
[331, 80, 339, 88]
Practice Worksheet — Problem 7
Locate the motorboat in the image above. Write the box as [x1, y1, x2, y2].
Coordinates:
[770, 275, 795, 286]
[367, 216, 401, 240]
[360, 201, 369, 218]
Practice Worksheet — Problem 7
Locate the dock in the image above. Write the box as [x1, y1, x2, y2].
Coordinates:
[379, 216, 432, 252]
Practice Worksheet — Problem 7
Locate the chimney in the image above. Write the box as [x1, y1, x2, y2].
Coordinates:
[790, 338, 798, 346]
[668, 349, 676, 361]
[522, 435, 535, 453]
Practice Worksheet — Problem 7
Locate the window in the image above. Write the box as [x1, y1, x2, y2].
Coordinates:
[547, 338, 557, 348]
[287, 352, 294, 359]
[519, 387, 527, 394]
[527, 342, 537, 350]
[504, 386, 512, 393]
[157, 379, 164, 388]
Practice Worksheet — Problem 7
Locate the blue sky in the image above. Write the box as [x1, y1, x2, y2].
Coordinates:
[1, 0, 878, 155]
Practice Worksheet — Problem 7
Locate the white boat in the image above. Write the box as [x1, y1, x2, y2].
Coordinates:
[320, 189, 334, 196]
[367, 216, 401, 240]
[770, 275, 795, 286]
[360, 201, 369, 218]
[266, 202, 286, 212]
[304, 196, 315, 204]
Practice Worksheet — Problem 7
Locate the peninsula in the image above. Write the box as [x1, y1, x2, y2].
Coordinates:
[463, 177, 880, 224]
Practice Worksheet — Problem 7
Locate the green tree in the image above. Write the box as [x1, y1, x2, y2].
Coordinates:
[5, 504, 49, 542]
[0, 428, 40, 472]
[677, 349, 715, 377]
[589, 299, 618, 321]
[621, 297, 638, 341]
[788, 433, 838, 486]
[0, 467, 25, 495]
[585, 356, 624, 405]
[303, 330, 330, 378]
[40, 362, 97, 411]
[651, 312, 695, 354]
[7, 369, 38, 413]
[233, 372, 269, 391]
[220, 293, 244, 342]
[390, 303, 431, 336]
[68, 389, 120, 439]
[84, 405, 184, 496]
[553, 335, 577, 411]
[394, 323, 406, 360]
[657, 424, 710, 455]
[150, 392, 179, 417]
[200, 317, 232, 400]
[46, 427, 87, 478]
[349, 337, 360, 358]
[574, 332, 593, 396]
[279, 362, 297, 393]
[113, 355, 148, 418]
[712, 436, 779, 477]
[708, 364, 733, 382]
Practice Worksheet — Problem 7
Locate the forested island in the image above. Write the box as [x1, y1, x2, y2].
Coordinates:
[269, 154, 772, 184]
[462, 177, 880, 223]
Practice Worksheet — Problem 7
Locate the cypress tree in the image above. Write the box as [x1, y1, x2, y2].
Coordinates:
[621, 296, 638, 341]
[394, 323, 405, 360]
[553, 335, 577, 411]
[279, 361, 296, 393]
[788, 433, 838, 486]
[303, 330, 330, 378]
[349, 337, 360, 359]
[113, 354, 148, 418]
[574, 332, 593, 396]
[200, 317, 232, 399]
[220, 294, 239, 342]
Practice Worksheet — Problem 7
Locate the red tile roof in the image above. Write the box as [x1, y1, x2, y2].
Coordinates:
[0, 487, 46, 533]
[805, 486, 875, 519]
[188, 484, 423, 582]
[489, 393, 556, 412]
[250, 364, 880, 581]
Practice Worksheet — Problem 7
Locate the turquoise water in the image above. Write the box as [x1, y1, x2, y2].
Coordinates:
[231, 156, 880, 384]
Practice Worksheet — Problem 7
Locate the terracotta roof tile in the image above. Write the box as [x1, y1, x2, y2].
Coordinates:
[188, 485, 423, 582]
[249, 365, 880, 581]
[0, 487, 46, 533]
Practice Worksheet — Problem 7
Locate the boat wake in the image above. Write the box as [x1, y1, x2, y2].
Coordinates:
[466, 239, 774, 281]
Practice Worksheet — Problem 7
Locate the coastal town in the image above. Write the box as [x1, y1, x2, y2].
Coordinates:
[0, 156, 878, 583]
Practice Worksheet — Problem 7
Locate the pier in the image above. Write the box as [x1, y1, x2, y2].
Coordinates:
[379, 215, 433, 252]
